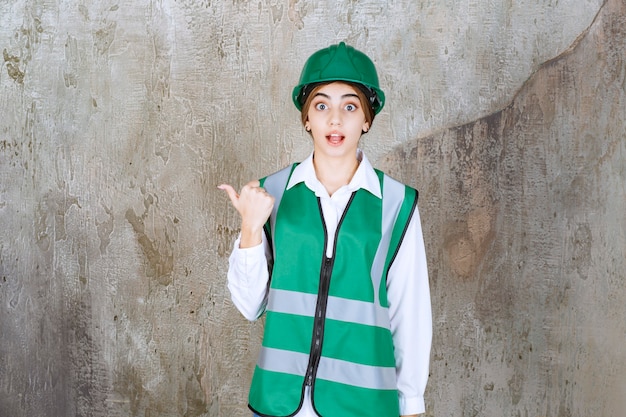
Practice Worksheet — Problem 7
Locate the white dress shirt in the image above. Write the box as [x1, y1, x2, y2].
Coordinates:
[227, 150, 432, 416]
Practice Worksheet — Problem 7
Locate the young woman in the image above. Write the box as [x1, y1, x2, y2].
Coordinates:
[219, 42, 432, 417]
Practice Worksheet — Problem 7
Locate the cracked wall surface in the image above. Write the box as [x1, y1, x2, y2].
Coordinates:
[0, 0, 623, 416]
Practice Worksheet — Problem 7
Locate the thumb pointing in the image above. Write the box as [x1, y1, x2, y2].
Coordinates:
[218, 184, 239, 206]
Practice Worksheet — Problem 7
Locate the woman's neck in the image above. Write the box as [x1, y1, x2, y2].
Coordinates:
[313, 154, 360, 196]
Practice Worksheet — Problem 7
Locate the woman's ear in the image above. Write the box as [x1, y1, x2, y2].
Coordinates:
[362, 122, 370, 133]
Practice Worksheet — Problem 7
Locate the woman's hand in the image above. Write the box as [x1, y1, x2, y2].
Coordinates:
[218, 181, 275, 248]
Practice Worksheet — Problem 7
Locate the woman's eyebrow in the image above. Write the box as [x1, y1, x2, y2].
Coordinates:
[313, 92, 359, 99]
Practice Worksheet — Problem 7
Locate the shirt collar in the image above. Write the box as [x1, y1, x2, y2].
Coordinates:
[286, 149, 382, 199]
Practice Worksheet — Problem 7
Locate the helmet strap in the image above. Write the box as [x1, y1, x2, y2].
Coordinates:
[297, 83, 322, 108]
[353, 84, 381, 111]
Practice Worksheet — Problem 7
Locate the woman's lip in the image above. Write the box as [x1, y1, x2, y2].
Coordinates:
[328, 130, 344, 136]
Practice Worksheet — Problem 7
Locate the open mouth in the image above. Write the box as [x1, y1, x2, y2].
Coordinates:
[327, 133, 345, 145]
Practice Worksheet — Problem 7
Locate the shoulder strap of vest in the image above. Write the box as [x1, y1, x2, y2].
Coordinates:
[377, 170, 419, 282]
[259, 164, 298, 258]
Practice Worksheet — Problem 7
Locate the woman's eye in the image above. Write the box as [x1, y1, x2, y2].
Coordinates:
[345, 103, 357, 111]
[315, 103, 328, 110]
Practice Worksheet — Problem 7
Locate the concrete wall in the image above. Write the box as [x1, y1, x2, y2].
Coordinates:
[0, 0, 623, 416]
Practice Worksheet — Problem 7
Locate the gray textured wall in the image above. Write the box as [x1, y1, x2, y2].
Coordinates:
[1, 0, 623, 416]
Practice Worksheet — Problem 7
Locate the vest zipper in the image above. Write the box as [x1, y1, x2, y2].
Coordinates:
[305, 255, 333, 387]
[304, 194, 355, 390]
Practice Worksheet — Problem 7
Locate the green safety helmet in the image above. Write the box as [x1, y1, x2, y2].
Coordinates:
[292, 42, 386, 114]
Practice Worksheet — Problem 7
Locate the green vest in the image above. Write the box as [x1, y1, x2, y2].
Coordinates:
[249, 164, 418, 417]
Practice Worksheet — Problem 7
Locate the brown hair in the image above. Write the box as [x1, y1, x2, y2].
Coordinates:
[300, 82, 375, 133]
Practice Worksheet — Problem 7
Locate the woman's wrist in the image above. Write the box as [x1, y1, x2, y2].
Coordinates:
[239, 224, 263, 248]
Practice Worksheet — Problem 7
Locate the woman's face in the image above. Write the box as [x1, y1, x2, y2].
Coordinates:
[305, 82, 370, 162]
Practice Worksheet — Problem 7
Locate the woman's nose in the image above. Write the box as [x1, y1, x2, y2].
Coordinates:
[329, 108, 342, 125]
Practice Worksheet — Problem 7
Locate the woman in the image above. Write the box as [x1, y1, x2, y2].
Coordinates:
[219, 42, 432, 417]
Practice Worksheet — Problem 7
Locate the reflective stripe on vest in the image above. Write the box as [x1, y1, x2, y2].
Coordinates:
[257, 346, 397, 390]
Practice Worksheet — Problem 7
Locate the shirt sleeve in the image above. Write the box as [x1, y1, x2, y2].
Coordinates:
[386, 205, 433, 415]
[227, 232, 272, 321]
